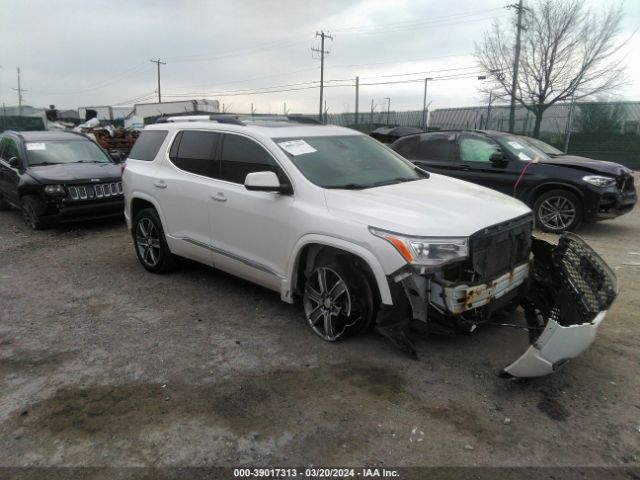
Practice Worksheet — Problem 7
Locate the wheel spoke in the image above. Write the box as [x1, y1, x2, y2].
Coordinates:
[306, 286, 323, 304]
[309, 306, 323, 325]
[317, 268, 328, 294]
[138, 221, 148, 238]
[323, 311, 336, 340]
[329, 280, 347, 300]
[148, 247, 158, 264]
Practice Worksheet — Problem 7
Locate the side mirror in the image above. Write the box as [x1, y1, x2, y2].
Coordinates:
[489, 152, 508, 166]
[244, 171, 292, 194]
[8, 157, 20, 168]
[109, 151, 124, 163]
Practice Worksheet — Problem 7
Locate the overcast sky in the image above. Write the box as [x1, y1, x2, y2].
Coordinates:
[1, 0, 638, 114]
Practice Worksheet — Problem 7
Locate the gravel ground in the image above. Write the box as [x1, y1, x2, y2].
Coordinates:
[0, 186, 639, 472]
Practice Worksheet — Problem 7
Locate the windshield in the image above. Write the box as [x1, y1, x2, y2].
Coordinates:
[520, 136, 564, 156]
[275, 135, 425, 189]
[25, 140, 111, 166]
[495, 135, 549, 162]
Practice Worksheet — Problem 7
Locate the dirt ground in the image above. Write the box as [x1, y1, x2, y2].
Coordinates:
[0, 185, 639, 472]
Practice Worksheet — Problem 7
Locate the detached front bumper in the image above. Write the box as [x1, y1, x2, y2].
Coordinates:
[504, 310, 606, 377]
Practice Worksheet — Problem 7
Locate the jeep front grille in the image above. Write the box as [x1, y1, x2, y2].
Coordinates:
[67, 182, 123, 201]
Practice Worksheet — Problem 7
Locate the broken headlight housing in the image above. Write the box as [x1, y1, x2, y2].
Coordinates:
[44, 184, 66, 195]
[370, 227, 468, 267]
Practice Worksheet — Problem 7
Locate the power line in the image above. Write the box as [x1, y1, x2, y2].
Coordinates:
[330, 7, 505, 33]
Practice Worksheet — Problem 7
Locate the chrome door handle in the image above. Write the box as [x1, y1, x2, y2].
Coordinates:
[211, 193, 227, 202]
[153, 180, 167, 189]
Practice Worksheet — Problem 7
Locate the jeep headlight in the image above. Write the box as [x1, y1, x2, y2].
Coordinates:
[583, 175, 616, 187]
[44, 184, 65, 195]
[370, 227, 468, 267]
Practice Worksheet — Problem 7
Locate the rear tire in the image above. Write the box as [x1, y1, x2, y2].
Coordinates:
[302, 253, 375, 342]
[21, 195, 46, 230]
[132, 208, 178, 273]
[533, 189, 582, 233]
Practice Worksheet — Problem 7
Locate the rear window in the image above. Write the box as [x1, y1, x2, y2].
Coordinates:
[129, 130, 168, 161]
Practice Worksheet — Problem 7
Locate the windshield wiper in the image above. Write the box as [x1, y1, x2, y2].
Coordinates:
[368, 177, 421, 187]
[325, 183, 370, 190]
[29, 162, 60, 166]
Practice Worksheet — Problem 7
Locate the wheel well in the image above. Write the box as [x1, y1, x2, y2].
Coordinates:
[529, 184, 583, 206]
[294, 244, 380, 303]
[130, 198, 156, 224]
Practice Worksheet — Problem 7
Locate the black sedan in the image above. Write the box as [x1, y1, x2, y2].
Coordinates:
[0, 130, 124, 229]
[390, 130, 637, 232]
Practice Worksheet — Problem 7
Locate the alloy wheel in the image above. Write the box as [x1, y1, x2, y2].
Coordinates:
[538, 196, 576, 231]
[303, 267, 357, 341]
[135, 218, 161, 267]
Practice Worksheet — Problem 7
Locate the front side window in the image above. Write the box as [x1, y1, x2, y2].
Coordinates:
[393, 137, 419, 158]
[275, 135, 424, 189]
[25, 140, 111, 166]
[169, 130, 220, 177]
[459, 134, 501, 163]
[0, 138, 19, 161]
[220, 134, 284, 184]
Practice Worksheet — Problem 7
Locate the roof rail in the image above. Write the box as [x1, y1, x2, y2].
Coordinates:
[156, 115, 245, 125]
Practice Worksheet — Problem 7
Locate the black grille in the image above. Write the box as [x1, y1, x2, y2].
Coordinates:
[67, 182, 122, 201]
[470, 214, 533, 279]
[553, 233, 617, 320]
[618, 173, 635, 192]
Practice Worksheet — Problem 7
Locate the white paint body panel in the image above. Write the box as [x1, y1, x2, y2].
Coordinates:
[504, 311, 607, 377]
[124, 121, 532, 306]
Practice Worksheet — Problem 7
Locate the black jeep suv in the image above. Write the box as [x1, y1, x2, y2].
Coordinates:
[390, 130, 637, 232]
[0, 130, 123, 229]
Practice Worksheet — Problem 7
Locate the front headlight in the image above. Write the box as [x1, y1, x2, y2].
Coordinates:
[370, 227, 468, 267]
[583, 175, 616, 187]
[44, 184, 65, 195]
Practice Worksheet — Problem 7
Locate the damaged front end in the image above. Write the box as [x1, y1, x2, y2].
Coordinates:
[375, 215, 617, 377]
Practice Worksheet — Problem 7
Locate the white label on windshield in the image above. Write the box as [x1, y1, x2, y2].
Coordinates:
[26, 143, 46, 151]
[278, 139, 317, 156]
[508, 141, 525, 150]
[518, 152, 532, 161]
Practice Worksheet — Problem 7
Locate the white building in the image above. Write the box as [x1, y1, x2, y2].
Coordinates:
[124, 99, 220, 128]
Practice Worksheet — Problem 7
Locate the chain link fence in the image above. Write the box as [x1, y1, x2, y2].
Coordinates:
[321, 102, 640, 169]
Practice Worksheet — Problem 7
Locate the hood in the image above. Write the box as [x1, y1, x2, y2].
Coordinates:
[27, 162, 120, 184]
[324, 173, 532, 237]
[540, 155, 629, 176]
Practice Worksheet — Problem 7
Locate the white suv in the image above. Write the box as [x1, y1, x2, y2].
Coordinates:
[123, 115, 617, 377]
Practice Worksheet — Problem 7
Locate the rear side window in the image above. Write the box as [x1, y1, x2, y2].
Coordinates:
[129, 130, 168, 161]
[393, 137, 419, 158]
[220, 134, 284, 184]
[414, 133, 455, 161]
[169, 130, 220, 177]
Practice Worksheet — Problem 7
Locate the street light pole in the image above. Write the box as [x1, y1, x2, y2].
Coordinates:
[384, 97, 391, 126]
[422, 77, 433, 130]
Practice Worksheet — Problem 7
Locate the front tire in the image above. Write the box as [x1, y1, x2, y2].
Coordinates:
[132, 208, 178, 273]
[533, 189, 582, 233]
[21, 195, 46, 230]
[303, 255, 374, 342]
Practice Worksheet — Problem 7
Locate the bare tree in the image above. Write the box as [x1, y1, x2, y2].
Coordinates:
[476, 0, 628, 138]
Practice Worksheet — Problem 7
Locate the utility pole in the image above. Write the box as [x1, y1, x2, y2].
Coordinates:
[422, 77, 433, 130]
[384, 97, 391, 126]
[12, 68, 27, 116]
[312, 31, 333, 123]
[354, 76, 359, 127]
[508, 0, 526, 133]
[283, 102, 288, 115]
[150, 58, 166, 103]
[251, 103, 255, 116]
[324, 100, 329, 124]
[369, 99, 377, 131]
